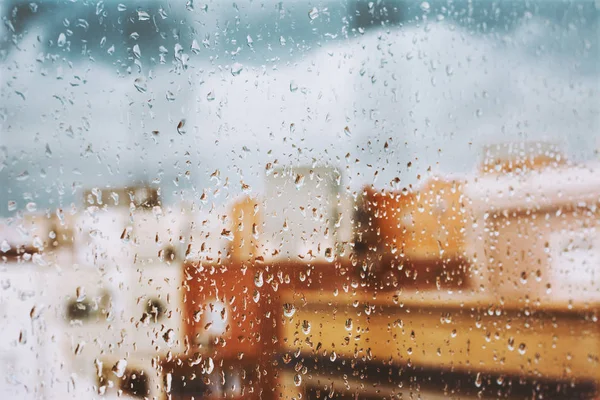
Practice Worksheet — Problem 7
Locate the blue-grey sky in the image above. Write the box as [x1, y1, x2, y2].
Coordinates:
[0, 0, 598, 215]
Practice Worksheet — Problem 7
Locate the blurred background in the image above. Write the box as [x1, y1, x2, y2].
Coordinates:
[0, 0, 599, 399]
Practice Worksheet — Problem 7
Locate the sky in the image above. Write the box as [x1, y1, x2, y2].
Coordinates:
[0, 0, 598, 216]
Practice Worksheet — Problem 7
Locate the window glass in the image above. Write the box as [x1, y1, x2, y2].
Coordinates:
[1, 1, 598, 399]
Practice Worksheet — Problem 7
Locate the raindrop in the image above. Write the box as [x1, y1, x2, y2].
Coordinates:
[475, 372, 482, 388]
[177, 119, 186, 135]
[420, 1, 430, 12]
[1, 240, 11, 253]
[507, 337, 515, 351]
[324, 248, 334, 262]
[191, 39, 201, 54]
[134, 78, 147, 93]
[345, 318, 353, 331]
[294, 174, 305, 189]
[283, 303, 296, 318]
[165, 372, 172, 393]
[294, 374, 302, 386]
[204, 357, 214, 374]
[344, 126, 351, 137]
[132, 44, 141, 58]
[74, 341, 85, 355]
[289, 81, 298, 92]
[137, 10, 150, 21]
[57, 33, 66, 47]
[112, 359, 127, 378]
[163, 329, 176, 346]
[16, 170, 30, 181]
[76, 286, 86, 302]
[301, 320, 311, 334]
[231, 62, 243, 76]
[308, 7, 319, 20]
[206, 91, 215, 101]
[254, 271, 264, 287]
[220, 229, 233, 241]
[117, 4, 127, 12]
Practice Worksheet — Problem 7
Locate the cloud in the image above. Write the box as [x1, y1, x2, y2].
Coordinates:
[1, 17, 598, 214]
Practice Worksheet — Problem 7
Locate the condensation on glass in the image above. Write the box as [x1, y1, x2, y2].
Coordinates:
[0, 1, 598, 399]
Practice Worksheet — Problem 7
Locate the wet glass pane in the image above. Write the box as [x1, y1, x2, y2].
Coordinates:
[1, 1, 598, 399]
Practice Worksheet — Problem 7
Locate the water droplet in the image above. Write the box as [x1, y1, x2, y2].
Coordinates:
[420, 1, 430, 12]
[230, 62, 243, 76]
[206, 91, 215, 101]
[345, 318, 353, 331]
[76, 286, 86, 302]
[163, 329, 176, 346]
[57, 33, 66, 47]
[330, 351, 337, 362]
[283, 303, 296, 318]
[343, 126, 351, 137]
[518, 343, 527, 355]
[112, 359, 127, 378]
[265, 163, 273, 175]
[74, 341, 85, 355]
[204, 357, 214, 374]
[191, 39, 201, 54]
[475, 372, 482, 388]
[165, 372, 172, 393]
[301, 320, 311, 335]
[507, 337, 515, 351]
[1, 240, 11, 253]
[94, 359, 103, 377]
[177, 119, 186, 135]
[294, 173, 305, 189]
[254, 271, 264, 288]
[117, 4, 127, 12]
[16, 170, 29, 181]
[294, 374, 302, 386]
[134, 78, 147, 93]
[324, 248, 334, 262]
[289, 81, 298, 92]
[308, 7, 319, 20]
[282, 353, 292, 364]
[220, 229, 233, 241]
[132, 44, 141, 58]
[137, 10, 150, 21]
